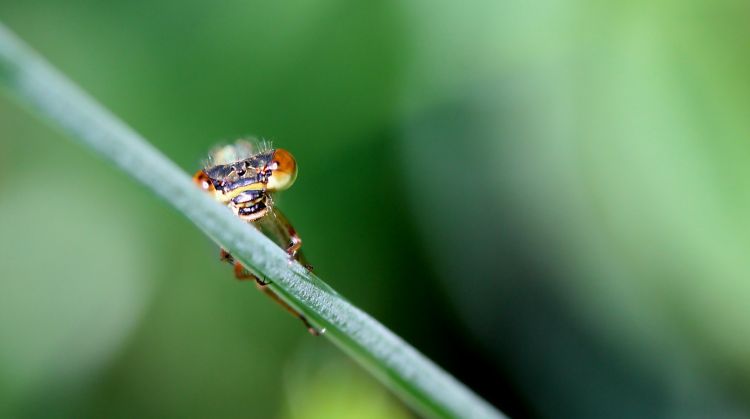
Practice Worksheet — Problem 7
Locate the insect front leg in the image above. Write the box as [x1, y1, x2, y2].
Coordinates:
[255, 207, 312, 270]
[219, 248, 269, 285]
[222, 248, 321, 335]
[255, 282, 322, 336]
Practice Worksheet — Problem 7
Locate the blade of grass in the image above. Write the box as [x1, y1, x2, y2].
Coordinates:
[0, 23, 506, 419]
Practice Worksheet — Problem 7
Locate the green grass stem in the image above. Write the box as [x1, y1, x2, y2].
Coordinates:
[0, 23, 506, 419]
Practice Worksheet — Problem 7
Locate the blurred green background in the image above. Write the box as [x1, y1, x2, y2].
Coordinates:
[1, 0, 750, 418]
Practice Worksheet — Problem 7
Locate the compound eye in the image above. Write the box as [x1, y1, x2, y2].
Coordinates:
[266, 148, 298, 191]
[193, 170, 216, 193]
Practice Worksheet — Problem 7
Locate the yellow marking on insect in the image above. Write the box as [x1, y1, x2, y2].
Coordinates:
[219, 182, 266, 202]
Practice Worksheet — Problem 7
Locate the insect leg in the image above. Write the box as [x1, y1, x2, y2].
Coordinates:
[220, 248, 269, 284]
[217, 207, 318, 333]
[255, 207, 312, 270]
[220, 248, 234, 263]
[256, 282, 323, 336]
[229, 255, 319, 334]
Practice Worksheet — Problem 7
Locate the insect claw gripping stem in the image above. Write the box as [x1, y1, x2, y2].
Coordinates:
[219, 248, 235, 263]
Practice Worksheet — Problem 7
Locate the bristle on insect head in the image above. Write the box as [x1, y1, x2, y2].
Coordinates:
[257, 138, 273, 154]
[204, 138, 273, 168]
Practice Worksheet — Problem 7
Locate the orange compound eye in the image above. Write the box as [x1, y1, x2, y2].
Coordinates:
[193, 170, 217, 193]
[266, 148, 298, 191]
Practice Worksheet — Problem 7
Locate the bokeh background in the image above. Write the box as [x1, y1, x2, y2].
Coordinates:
[1, 1, 750, 418]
